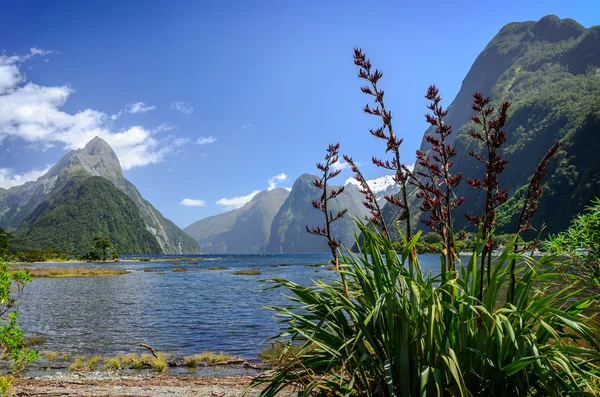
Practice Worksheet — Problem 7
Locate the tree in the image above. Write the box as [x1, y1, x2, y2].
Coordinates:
[87, 235, 119, 261]
[0, 228, 11, 259]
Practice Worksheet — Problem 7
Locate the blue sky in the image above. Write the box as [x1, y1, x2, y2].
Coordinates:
[0, 1, 598, 228]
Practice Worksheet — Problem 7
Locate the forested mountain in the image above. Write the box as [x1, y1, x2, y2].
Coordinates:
[11, 174, 162, 255]
[266, 174, 369, 253]
[0, 137, 200, 254]
[383, 15, 600, 236]
[184, 188, 290, 254]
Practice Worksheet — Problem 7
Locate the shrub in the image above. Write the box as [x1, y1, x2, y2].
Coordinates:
[546, 197, 600, 291]
[0, 261, 38, 379]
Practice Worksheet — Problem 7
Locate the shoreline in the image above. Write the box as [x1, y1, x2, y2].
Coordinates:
[13, 373, 295, 396]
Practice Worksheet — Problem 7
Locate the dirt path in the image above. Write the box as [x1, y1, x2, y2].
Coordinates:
[13, 374, 295, 397]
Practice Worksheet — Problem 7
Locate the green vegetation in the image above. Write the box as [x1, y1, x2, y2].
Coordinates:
[391, 231, 532, 254]
[11, 248, 72, 263]
[254, 39, 600, 395]
[184, 351, 236, 368]
[18, 267, 128, 278]
[255, 226, 600, 396]
[259, 342, 313, 367]
[0, 228, 10, 259]
[232, 268, 261, 275]
[11, 175, 162, 255]
[546, 197, 600, 290]
[171, 267, 188, 272]
[0, 260, 38, 389]
[81, 235, 119, 261]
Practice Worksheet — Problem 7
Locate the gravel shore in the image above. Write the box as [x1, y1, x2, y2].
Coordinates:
[13, 373, 295, 396]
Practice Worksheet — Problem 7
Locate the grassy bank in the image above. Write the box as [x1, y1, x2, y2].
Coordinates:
[13, 267, 130, 278]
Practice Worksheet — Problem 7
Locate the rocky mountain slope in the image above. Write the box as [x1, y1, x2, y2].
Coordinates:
[383, 15, 600, 236]
[184, 188, 290, 254]
[266, 173, 370, 253]
[0, 137, 200, 254]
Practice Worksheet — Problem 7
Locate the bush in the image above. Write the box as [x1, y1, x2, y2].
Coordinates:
[0, 261, 38, 383]
[255, 226, 600, 396]
[546, 197, 600, 291]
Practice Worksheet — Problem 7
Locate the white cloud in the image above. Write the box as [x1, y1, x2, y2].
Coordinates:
[345, 177, 360, 187]
[196, 136, 217, 145]
[331, 159, 348, 172]
[0, 166, 51, 189]
[216, 190, 260, 211]
[241, 123, 253, 129]
[179, 198, 206, 207]
[124, 101, 156, 114]
[29, 48, 53, 56]
[153, 122, 177, 133]
[0, 49, 186, 170]
[406, 163, 415, 172]
[217, 172, 289, 211]
[171, 101, 193, 114]
[268, 172, 287, 190]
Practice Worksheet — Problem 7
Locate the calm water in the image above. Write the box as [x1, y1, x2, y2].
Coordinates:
[18, 254, 441, 361]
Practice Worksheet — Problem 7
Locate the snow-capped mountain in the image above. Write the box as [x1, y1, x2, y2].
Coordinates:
[346, 174, 400, 202]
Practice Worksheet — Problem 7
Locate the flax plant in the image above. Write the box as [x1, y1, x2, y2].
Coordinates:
[306, 143, 349, 297]
[252, 50, 600, 397]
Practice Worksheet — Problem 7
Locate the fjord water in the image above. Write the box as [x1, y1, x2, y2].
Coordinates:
[18, 254, 440, 361]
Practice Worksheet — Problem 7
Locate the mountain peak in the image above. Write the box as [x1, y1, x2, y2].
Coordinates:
[84, 136, 113, 153]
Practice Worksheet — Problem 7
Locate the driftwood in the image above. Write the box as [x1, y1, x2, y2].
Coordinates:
[138, 343, 261, 370]
[139, 343, 159, 359]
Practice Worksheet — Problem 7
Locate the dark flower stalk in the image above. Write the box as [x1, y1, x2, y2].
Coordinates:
[343, 155, 389, 239]
[306, 143, 349, 297]
[408, 86, 463, 279]
[353, 48, 412, 242]
[465, 93, 510, 301]
[507, 140, 562, 304]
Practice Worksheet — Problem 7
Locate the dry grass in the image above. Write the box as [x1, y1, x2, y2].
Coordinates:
[202, 266, 229, 271]
[232, 268, 261, 275]
[172, 267, 188, 272]
[16, 267, 129, 278]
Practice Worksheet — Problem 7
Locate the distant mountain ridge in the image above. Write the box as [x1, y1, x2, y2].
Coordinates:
[184, 188, 290, 254]
[184, 173, 371, 254]
[266, 173, 370, 253]
[383, 15, 600, 236]
[0, 137, 200, 254]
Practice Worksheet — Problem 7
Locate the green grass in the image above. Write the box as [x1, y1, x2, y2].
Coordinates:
[259, 342, 312, 367]
[68, 356, 87, 371]
[103, 357, 124, 371]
